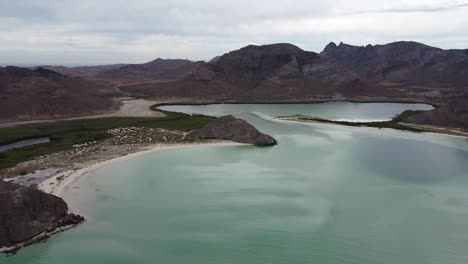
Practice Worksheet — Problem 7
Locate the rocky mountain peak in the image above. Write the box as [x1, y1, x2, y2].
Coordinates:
[323, 42, 337, 51]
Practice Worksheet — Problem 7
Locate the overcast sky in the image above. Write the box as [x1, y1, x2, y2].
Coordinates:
[1, 0, 468, 66]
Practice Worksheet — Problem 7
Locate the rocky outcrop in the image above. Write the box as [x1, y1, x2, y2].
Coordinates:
[0, 180, 85, 253]
[190, 115, 277, 146]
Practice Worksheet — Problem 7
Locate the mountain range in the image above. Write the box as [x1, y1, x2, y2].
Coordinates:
[1, 41, 467, 129]
[322, 41, 468, 93]
[119, 43, 390, 100]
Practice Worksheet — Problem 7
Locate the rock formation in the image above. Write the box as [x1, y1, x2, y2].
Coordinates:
[0, 180, 84, 253]
[190, 115, 277, 146]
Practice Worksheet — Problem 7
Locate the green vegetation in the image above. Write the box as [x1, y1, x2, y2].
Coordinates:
[288, 110, 426, 133]
[0, 105, 215, 170]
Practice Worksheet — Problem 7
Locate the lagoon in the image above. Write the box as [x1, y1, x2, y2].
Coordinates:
[159, 102, 434, 122]
[5, 103, 468, 264]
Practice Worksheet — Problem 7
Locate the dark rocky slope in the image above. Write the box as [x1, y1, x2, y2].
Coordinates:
[0, 66, 115, 123]
[0, 180, 84, 253]
[190, 115, 277, 146]
[121, 43, 393, 101]
[322, 41, 468, 92]
[405, 98, 468, 130]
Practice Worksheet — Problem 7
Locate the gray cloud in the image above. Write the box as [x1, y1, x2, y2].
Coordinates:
[365, 1, 468, 13]
[1, 0, 467, 65]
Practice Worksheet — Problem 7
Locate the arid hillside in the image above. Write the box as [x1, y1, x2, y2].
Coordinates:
[120, 43, 395, 101]
[0, 67, 115, 122]
[322, 41, 468, 97]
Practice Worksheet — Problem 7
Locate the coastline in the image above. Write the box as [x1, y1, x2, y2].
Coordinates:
[277, 116, 468, 139]
[0, 98, 437, 129]
[151, 98, 439, 108]
[38, 141, 244, 213]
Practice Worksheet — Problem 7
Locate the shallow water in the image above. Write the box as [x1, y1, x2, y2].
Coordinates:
[4, 103, 468, 264]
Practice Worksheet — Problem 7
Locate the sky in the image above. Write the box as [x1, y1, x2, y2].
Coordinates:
[1, 0, 468, 66]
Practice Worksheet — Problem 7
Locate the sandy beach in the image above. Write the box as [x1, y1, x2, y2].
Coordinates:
[38, 142, 244, 214]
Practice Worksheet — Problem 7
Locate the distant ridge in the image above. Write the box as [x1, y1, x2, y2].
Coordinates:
[37, 64, 126, 78]
[321, 41, 468, 91]
[96, 58, 197, 82]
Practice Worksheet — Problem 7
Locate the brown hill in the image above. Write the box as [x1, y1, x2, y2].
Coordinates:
[0, 67, 115, 122]
[321, 41, 468, 93]
[120, 43, 390, 101]
[96, 58, 198, 82]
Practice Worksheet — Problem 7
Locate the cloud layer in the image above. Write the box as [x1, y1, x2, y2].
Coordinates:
[1, 0, 468, 65]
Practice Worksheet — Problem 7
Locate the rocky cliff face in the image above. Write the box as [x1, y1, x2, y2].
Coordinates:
[190, 115, 277, 146]
[0, 180, 84, 253]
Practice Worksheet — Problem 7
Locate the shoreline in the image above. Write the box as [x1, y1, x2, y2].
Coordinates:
[38, 141, 244, 213]
[152, 98, 439, 107]
[0, 98, 437, 129]
[277, 117, 468, 139]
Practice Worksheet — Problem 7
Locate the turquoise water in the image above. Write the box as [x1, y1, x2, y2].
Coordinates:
[4, 103, 468, 264]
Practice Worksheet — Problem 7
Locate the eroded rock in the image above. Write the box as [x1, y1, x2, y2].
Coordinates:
[190, 115, 277, 146]
[0, 180, 85, 253]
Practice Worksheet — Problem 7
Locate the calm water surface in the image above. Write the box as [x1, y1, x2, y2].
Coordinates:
[159, 102, 434, 122]
[4, 103, 468, 264]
